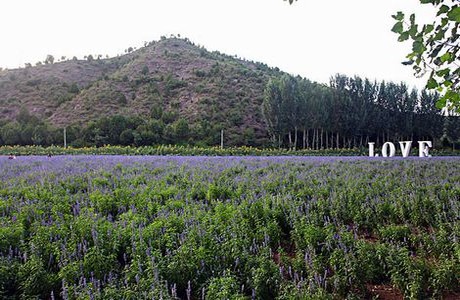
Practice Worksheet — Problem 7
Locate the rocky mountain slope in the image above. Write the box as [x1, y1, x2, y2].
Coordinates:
[0, 37, 287, 143]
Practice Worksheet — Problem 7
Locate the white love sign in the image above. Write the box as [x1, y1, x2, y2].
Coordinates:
[369, 141, 432, 158]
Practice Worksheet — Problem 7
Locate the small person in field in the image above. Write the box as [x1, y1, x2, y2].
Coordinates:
[47, 153, 52, 158]
[8, 154, 16, 160]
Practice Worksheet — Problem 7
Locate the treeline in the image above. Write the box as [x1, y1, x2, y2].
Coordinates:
[0, 108, 62, 146]
[0, 107, 226, 148]
[263, 74, 460, 149]
[1, 74, 459, 150]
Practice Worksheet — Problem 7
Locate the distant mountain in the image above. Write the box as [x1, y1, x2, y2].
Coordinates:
[0, 37, 287, 145]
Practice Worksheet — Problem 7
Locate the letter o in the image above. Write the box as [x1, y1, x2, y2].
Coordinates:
[382, 142, 396, 157]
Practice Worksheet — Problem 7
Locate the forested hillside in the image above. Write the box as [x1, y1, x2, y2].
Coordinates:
[0, 37, 458, 149]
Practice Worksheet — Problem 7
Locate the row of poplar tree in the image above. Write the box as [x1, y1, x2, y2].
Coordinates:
[262, 74, 460, 150]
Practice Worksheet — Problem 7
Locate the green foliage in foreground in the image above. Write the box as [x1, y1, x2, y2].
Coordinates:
[1, 144, 459, 157]
[0, 145, 364, 156]
[0, 156, 459, 299]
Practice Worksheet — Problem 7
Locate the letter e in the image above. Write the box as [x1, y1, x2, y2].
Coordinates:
[418, 141, 432, 157]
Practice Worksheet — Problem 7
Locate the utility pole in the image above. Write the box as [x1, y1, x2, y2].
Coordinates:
[220, 129, 224, 149]
[64, 127, 67, 148]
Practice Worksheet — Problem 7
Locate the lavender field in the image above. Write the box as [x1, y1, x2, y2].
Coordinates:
[0, 155, 459, 299]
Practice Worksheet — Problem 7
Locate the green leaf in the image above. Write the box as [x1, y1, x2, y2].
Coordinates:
[441, 17, 449, 27]
[424, 24, 434, 34]
[436, 68, 450, 78]
[440, 52, 451, 63]
[447, 7, 460, 22]
[408, 24, 419, 38]
[426, 78, 438, 89]
[406, 52, 417, 60]
[409, 14, 415, 25]
[437, 5, 449, 16]
[392, 11, 404, 21]
[451, 93, 460, 106]
[443, 90, 460, 108]
[398, 32, 410, 42]
[420, 0, 434, 3]
[435, 96, 447, 109]
[442, 80, 453, 87]
[412, 41, 426, 54]
[410, 14, 415, 25]
[434, 28, 446, 41]
[392, 22, 404, 34]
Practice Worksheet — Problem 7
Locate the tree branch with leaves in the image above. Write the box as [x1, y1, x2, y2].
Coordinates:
[285, 0, 459, 111]
[392, 0, 460, 112]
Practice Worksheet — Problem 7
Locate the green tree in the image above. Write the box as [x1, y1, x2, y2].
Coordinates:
[119, 129, 135, 145]
[16, 107, 38, 125]
[151, 106, 163, 120]
[279, 74, 301, 149]
[44, 54, 54, 65]
[141, 65, 149, 75]
[1, 123, 21, 145]
[31, 125, 49, 146]
[392, 0, 460, 111]
[173, 118, 189, 142]
[20, 124, 34, 145]
[262, 77, 285, 147]
[442, 115, 460, 149]
[68, 83, 79, 94]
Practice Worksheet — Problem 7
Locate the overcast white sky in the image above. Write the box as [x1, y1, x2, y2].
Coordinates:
[0, 0, 435, 90]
